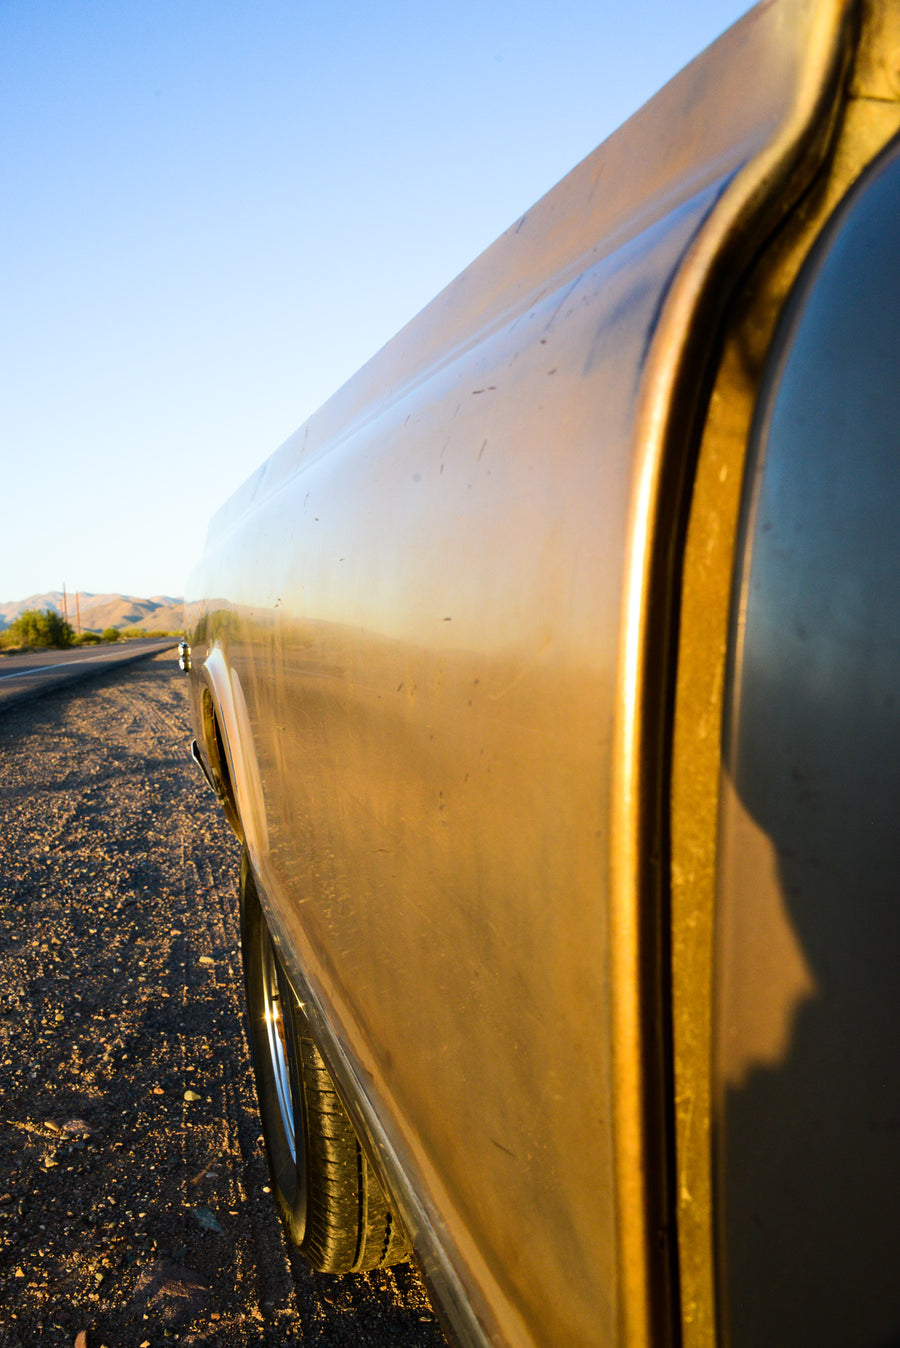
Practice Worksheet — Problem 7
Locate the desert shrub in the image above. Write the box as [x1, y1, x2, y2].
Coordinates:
[122, 628, 183, 638]
[76, 631, 101, 645]
[101, 627, 121, 643]
[4, 608, 75, 649]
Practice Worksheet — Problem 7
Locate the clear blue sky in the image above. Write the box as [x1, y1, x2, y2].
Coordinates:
[1, 0, 749, 602]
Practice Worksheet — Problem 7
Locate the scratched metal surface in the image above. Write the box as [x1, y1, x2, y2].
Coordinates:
[184, 2, 855, 1343]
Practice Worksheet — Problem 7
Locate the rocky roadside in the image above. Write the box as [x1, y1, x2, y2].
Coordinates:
[0, 652, 447, 1347]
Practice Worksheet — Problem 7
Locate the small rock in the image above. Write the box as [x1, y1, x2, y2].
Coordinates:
[198, 956, 214, 966]
[63, 1119, 92, 1137]
[152, 1087, 165, 1096]
[74, 1332, 90, 1348]
[191, 1206, 224, 1234]
[14, 1266, 24, 1278]
[132, 1258, 211, 1327]
[183, 1090, 202, 1102]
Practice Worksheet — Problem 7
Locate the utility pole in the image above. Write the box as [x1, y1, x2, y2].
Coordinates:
[62, 582, 68, 626]
[75, 591, 81, 636]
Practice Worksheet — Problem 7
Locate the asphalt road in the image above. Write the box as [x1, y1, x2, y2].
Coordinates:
[0, 640, 177, 711]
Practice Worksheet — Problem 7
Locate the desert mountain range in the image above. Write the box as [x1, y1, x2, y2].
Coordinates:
[0, 592, 184, 634]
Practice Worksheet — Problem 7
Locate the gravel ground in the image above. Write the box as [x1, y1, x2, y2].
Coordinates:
[0, 652, 448, 1348]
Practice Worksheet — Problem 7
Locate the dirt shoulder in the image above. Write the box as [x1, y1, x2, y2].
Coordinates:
[0, 652, 446, 1347]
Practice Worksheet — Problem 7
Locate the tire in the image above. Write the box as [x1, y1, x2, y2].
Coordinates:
[240, 855, 409, 1272]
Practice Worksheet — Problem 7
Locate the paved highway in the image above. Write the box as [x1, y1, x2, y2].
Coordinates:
[0, 638, 178, 710]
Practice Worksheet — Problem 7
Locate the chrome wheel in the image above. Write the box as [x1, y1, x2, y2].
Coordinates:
[241, 853, 410, 1270]
[260, 936, 296, 1163]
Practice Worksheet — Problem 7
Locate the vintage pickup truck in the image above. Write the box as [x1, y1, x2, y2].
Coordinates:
[183, 1, 900, 1343]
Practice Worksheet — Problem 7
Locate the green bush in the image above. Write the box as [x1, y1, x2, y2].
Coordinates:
[101, 627, 121, 643]
[2, 608, 75, 649]
[76, 632, 101, 645]
[122, 627, 184, 639]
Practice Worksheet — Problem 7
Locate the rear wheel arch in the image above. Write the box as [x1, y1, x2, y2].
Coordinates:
[196, 656, 243, 842]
